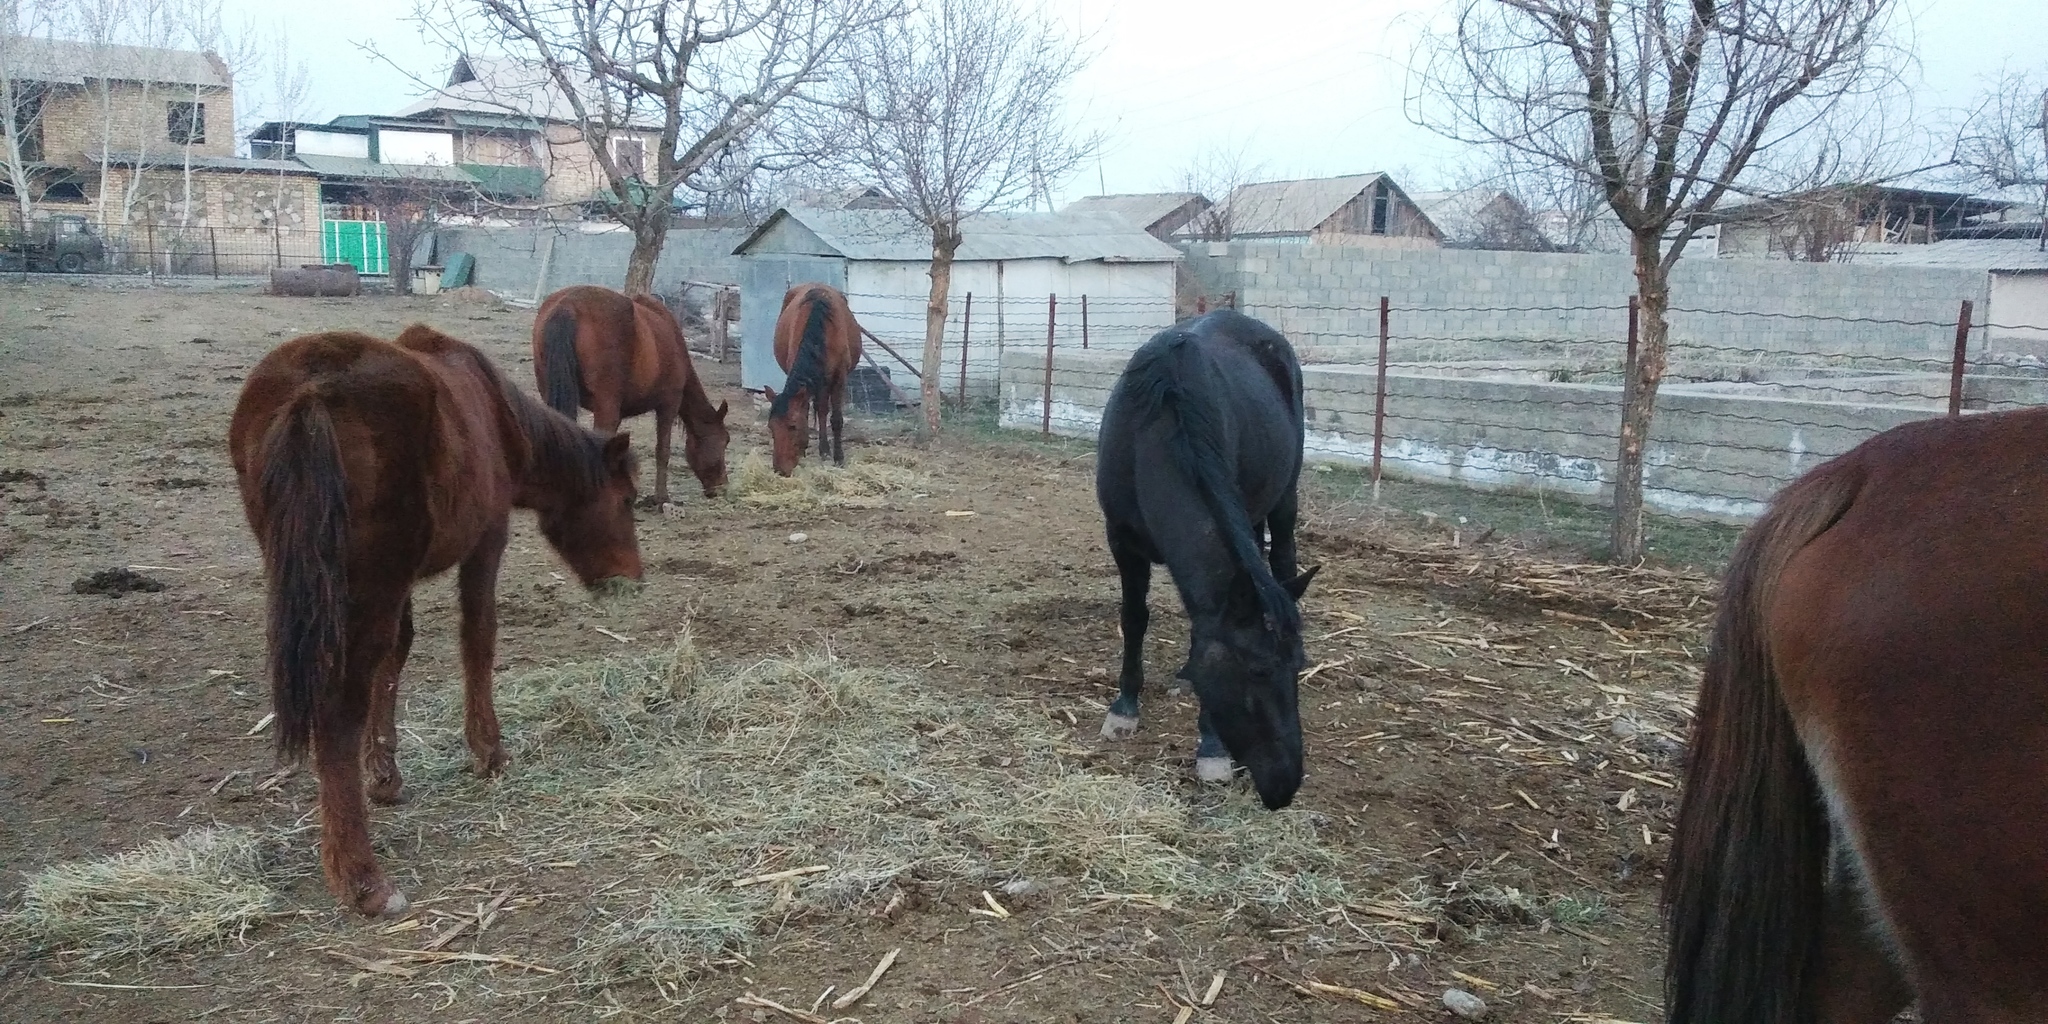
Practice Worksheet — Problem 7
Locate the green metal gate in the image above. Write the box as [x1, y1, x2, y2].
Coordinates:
[321, 220, 388, 275]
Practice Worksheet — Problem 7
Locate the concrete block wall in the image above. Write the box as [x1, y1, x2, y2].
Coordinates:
[1180, 243, 1994, 366]
[1000, 348, 1943, 521]
[435, 224, 747, 301]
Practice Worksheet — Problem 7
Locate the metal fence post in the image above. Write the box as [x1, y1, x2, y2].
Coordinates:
[958, 291, 972, 407]
[209, 228, 219, 278]
[1042, 293, 1057, 435]
[145, 221, 156, 282]
[1372, 296, 1390, 499]
[1949, 298, 1975, 417]
[1081, 294, 1090, 350]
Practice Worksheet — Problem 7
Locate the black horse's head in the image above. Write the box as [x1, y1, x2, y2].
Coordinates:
[1186, 565, 1320, 809]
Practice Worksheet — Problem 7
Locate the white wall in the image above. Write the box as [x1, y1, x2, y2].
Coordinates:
[295, 130, 368, 159]
[378, 129, 456, 166]
[1992, 273, 2048, 351]
[844, 257, 1177, 394]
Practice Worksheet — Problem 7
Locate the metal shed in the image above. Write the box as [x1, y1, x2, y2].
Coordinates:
[730, 206, 1183, 394]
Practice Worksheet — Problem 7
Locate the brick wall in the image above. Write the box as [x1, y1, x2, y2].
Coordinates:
[38, 80, 236, 165]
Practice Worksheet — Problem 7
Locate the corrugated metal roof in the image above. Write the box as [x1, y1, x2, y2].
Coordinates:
[94, 152, 316, 175]
[1841, 238, 2048, 272]
[3, 36, 229, 88]
[1406, 189, 1492, 241]
[293, 155, 479, 184]
[734, 206, 1183, 263]
[1062, 192, 1208, 232]
[460, 163, 544, 199]
[1221, 173, 1384, 236]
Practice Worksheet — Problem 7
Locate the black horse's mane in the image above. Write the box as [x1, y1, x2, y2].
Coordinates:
[1120, 326, 1299, 637]
[771, 290, 833, 417]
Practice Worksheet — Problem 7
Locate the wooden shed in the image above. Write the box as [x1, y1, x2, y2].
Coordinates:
[731, 206, 1183, 395]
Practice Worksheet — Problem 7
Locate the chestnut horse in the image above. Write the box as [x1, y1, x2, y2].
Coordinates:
[763, 283, 862, 476]
[230, 325, 643, 917]
[534, 284, 730, 503]
[1666, 407, 2048, 1022]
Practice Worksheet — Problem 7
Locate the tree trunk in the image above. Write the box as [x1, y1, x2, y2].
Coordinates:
[1610, 234, 1672, 564]
[388, 222, 414, 297]
[922, 227, 962, 436]
[622, 204, 669, 295]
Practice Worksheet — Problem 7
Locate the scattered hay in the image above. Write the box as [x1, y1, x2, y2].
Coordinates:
[398, 632, 1345, 982]
[728, 449, 929, 509]
[5, 827, 279, 958]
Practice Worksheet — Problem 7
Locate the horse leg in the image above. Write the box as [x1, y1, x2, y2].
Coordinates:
[1812, 844, 1912, 1023]
[458, 524, 511, 778]
[652, 401, 676, 505]
[1194, 705, 1234, 783]
[1266, 485, 1301, 582]
[815, 394, 830, 461]
[319, 594, 408, 916]
[1101, 537, 1151, 740]
[362, 597, 414, 806]
[830, 384, 847, 466]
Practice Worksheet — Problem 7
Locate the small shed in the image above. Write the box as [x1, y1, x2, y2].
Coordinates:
[1846, 238, 2048, 352]
[731, 206, 1183, 394]
[1217, 173, 1441, 247]
[1407, 188, 1554, 251]
[1062, 192, 1210, 240]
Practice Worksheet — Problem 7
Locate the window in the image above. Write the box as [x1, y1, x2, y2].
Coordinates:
[11, 84, 46, 162]
[168, 101, 205, 145]
[1369, 181, 1390, 235]
[613, 137, 645, 178]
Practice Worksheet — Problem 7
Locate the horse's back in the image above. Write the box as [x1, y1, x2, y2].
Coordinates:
[1771, 408, 2048, 1001]
[1098, 312, 1303, 511]
[773, 283, 858, 373]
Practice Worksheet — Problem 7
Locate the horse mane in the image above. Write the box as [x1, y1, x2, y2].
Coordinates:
[771, 289, 834, 418]
[1123, 331, 1299, 637]
[463, 345, 621, 497]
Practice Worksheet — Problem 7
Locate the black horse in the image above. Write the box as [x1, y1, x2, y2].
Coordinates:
[1095, 309, 1319, 809]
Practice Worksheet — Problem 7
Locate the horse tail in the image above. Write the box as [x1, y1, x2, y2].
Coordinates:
[258, 390, 350, 764]
[539, 306, 583, 420]
[1664, 464, 1862, 1024]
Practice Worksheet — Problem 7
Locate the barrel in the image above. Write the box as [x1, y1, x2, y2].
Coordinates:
[269, 263, 361, 297]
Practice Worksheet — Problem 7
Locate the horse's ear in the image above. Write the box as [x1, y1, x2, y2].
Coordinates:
[1281, 565, 1321, 601]
[761, 385, 777, 404]
[603, 432, 633, 475]
[716, 399, 730, 421]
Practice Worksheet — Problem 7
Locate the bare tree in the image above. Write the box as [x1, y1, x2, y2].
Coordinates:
[1952, 66, 2048, 251]
[1172, 142, 1264, 241]
[366, 180, 442, 296]
[834, 0, 1096, 433]
[0, 0, 60, 226]
[1411, 0, 1904, 563]
[407, 0, 892, 294]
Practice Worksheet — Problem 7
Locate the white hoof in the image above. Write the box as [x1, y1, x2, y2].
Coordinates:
[1100, 712, 1139, 740]
[374, 889, 410, 917]
[1195, 756, 1234, 783]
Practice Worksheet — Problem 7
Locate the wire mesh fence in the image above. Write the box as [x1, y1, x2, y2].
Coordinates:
[993, 293, 2048, 523]
[3, 225, 336, 281]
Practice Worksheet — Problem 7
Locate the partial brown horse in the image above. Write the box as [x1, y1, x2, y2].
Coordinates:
[230, 325, 643, 917]
[534, 284, 730, 503]
[1666, 408, 2048, 1023]
[763, 283, 862, 476]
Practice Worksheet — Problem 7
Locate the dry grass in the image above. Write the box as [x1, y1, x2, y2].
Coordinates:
[728, 448, 930, 510]
[393, 632, 1348, 981]
[4, 827, 279, 958]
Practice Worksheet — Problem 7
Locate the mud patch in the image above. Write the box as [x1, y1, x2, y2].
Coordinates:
[72, 568, 166, 597]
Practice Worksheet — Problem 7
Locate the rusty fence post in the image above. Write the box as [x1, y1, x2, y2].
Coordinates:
[1949, 298, 1975, 417]
[958, 291, 972, 408]
[1042, 293, 1057, 435]
[209, 228, 219, 278]
[1081, 294, 1090, 349]
[1371, 296, 1390, 499]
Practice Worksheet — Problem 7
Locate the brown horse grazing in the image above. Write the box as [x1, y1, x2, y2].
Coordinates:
[229, 325, 643, 917]
[1665, 407, 2048, 1023]
[533, 284, 731, 503]
[763, 283, 862, 476]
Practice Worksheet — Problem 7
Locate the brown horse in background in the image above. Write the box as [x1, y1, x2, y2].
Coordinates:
[534, 284, 730, 503]
[764, 283, 862, 476]
[230, 325, 643, 917]
[1666, 407, 2048, 1023]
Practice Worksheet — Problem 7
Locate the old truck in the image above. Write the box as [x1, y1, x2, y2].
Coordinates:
[0, 214, 108, 273]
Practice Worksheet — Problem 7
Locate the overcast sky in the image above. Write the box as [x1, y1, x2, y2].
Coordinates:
[218, 0, 2048, 203]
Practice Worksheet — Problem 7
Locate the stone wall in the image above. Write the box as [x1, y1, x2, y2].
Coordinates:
[1180, 242, 1996, 364]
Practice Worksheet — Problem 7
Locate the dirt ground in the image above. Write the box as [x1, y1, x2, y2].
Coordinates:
[0, 279, 1711, 1023]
